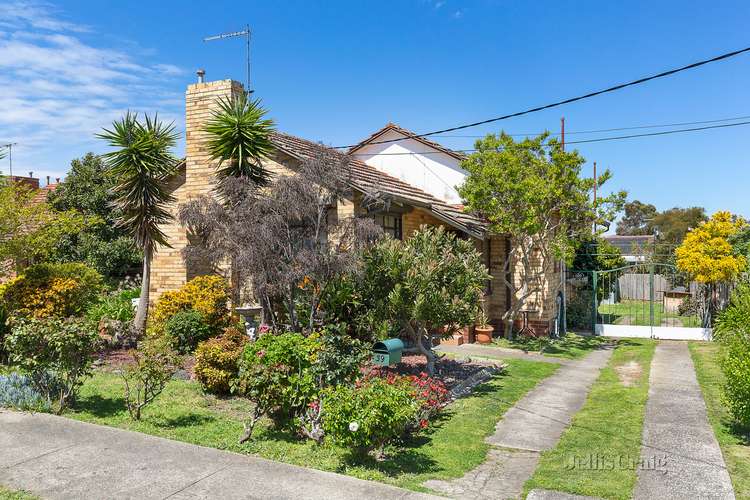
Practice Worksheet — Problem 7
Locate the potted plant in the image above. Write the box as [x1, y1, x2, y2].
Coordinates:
[474, 304, 494, 344]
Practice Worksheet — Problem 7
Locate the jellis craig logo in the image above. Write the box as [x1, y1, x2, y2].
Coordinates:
[565, 454, 669, 474]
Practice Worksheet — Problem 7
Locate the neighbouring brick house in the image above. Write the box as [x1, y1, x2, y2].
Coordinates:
[1, 175, 59, 281]
[150, 78, 562, 335]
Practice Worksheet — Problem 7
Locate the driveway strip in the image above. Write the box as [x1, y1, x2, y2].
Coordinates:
[633, 341, 735, 500]
[424, 346, 614, 499]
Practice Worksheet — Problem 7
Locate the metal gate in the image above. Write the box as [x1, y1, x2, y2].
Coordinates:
[566, 262, 712, 340]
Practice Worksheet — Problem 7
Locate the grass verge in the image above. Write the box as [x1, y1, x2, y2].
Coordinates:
[63, 358, 557, 492]
[689, 342, 750, 499]
[523, 338, 657, 499]
[0, 486, 38, 500]
[493, 333, 610, 360]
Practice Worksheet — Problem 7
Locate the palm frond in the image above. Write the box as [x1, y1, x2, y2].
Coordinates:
[98, 112, 180, 254]
[204, 93, 276, 193]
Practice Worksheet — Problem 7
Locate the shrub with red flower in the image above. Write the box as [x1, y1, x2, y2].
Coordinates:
[408, 372, 450, 429]
[363, 369, 450, 432]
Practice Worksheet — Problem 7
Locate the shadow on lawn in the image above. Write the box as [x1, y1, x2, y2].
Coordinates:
[154, 413, 216, 428]
[75, 394, 125, 418]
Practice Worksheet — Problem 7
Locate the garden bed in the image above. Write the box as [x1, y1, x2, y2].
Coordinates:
[381, 354, 505, 392]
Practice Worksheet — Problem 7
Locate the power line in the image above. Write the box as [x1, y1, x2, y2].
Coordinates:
[348, 119, 750, 156]
[431, 114, 750, 138]
[335, 45, 750, 149]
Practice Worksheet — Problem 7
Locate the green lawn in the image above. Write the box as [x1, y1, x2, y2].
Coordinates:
[0, 486, 38, 500]
[493, 333, 611, 360]
[598, 300, 700, 327]
[63, 358, 557, 492]
[689, 342, 750, 499]
[523, 338, 657, 499]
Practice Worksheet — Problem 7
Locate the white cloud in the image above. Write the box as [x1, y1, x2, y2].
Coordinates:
[0, 1, 90, 33]
[0, 1, 185, 181]
[453, 9, 463, 19]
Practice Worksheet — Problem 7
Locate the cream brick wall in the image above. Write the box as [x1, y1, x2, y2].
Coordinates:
[150, 80, 245, 301]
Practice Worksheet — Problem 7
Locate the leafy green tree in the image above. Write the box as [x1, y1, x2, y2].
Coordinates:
[653, 206, 707, 245]
[48, 153, 142, 278]
[729, 224, 750, 262]
[458, 132, 625, 337]
[98, 113, 180, 335]
[571, 237, 626, 301]
[204, 93, 276, 194]
[0, 180, 91, 273]
[359, 226, 489, 375]
[616, 200, 657, 235]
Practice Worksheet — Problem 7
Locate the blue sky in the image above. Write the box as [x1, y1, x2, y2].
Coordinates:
[1, 0, 749, 219]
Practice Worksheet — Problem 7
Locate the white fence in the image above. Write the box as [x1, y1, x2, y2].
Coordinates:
[595, 323, 712, 341]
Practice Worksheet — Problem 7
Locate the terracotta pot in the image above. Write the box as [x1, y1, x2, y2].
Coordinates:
[474, 325, 494, 344]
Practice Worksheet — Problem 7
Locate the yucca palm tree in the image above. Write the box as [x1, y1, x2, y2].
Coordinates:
[204, 93, 275, 308]
[98, 112, 179, 334]
[204, 93, 276, 195]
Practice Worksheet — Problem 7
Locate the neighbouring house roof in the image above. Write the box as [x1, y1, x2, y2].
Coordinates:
[30, 183, 59, 205]
[347, 122, 467, 161]
[603, 234, 655, 255]
[270, 132, 486, 238]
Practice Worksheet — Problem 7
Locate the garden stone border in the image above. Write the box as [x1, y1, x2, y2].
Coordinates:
[448, 363, 505, 400]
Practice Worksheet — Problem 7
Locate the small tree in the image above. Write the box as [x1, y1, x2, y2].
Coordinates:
[459, 132, 624, 338]
[4, 317, 100, 413]
[98, 113, 180, 335]
[201, 93, 275, 304]
[361, 226, 489, 375]
[676, 211, 746, 326]
[121, 337, 182, 420]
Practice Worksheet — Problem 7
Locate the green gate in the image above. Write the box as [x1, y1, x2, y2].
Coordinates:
[566, 261, 708, 339]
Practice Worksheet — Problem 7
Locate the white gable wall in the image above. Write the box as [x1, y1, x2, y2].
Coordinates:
[353, 129, 467, 205]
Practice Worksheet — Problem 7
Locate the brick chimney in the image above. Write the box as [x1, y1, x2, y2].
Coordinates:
[184, 78, 246, 196]
[149, 77, 245, 301]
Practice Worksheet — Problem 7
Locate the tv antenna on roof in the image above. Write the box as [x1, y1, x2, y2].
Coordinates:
[203, 25, 253, 94]
[1, 142, 18, 177]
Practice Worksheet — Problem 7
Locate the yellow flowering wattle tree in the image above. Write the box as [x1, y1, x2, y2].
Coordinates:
[675, 211, 746, 284]
[676, 211, 746, 326]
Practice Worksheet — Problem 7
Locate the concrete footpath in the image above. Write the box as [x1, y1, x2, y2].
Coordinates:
[425, 346, 614, 499]
[634, 341, 735, 500]
[0, 411, 437, 500]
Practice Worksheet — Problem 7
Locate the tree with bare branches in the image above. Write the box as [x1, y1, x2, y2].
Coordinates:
[178, 150, 380, 331]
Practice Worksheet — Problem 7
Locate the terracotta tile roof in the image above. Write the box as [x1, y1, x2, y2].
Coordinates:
[30, 183, 58, 205]
[347, 122, 467, 161]
[270, 132, 486, 238]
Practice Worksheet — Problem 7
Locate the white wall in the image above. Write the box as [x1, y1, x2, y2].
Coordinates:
[354, 129, 467, 205]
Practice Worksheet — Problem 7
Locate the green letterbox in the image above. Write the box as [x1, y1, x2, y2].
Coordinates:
[372, 338, 405, 366]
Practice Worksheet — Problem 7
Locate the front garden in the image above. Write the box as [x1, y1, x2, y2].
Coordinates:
[0, 223, 561, 493]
